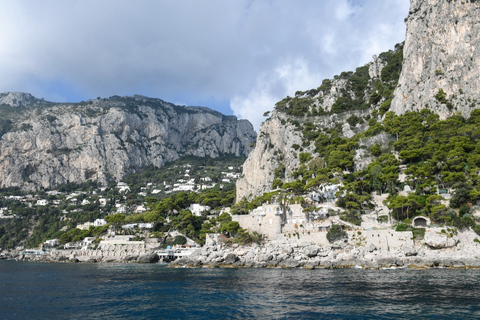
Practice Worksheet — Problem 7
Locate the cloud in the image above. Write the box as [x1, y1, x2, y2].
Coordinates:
[231, 58, 324, 129]
[230, 0, 410, 128]
[0, 0, 410, 129]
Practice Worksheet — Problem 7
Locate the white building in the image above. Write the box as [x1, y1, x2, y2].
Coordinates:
[93, 219, 107, 227]
[43, 239, 59, 247]
[66, 192, 81, 200]
[121, 223, 154, 230]
[135, 205, 147, 213]
[116, 182, 130, 193]
[116, 204, 127, 213]
[81, 237, 96, 249]
[189, 204, 211, 216]
[138, 223, 154, 229]
[36, 199, 48, 206]
[76, 222, 94, 230]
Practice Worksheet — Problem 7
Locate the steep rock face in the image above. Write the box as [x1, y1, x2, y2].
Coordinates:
[237, 51, 395, 200]
[0, 93, 256, 190]
[236, 42, 398, 201]
[391, 0, 480, 117]
[236, 107, 373, 201]
[236, 112, 303, 200]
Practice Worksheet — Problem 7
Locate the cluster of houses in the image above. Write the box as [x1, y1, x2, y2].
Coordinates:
[37, 183, 345, 250]
[230, 180, 451, 245]
[35, 177, 443, 252]
[148, 164, 242, 194]
[1, 163, 242, 221]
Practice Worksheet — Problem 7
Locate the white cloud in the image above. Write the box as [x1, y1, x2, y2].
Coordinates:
[231, 59, 324, 129]
[0, 0, 410, 128]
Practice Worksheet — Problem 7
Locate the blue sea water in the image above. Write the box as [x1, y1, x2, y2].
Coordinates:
[1, 261, 480, 319]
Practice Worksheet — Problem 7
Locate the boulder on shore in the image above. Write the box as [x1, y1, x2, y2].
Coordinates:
[224, 253, 239, 265]
[137, 252, 160, 263]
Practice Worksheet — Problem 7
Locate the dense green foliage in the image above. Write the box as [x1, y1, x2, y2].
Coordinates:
[265, 107, 480, 230]
[326, 225, 348, 243]
[274, 43, 403, 117]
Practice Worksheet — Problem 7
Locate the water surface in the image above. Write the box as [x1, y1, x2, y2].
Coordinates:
[1, 261, 479, 319]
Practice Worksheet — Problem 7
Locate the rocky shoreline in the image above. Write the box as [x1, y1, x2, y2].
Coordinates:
[4, 229, 480, 269]
[169, 242, 480, 269]
[3, 245, 480, 269]
[0, 250, 164, 264]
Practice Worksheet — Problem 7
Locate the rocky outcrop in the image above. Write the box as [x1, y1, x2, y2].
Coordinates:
[137, 252, 160, 263]
[391, 0, 480, 118]
[236, 78, 380, 201]
[169, 229, 480, 269]
[424, 230, 459, 249]
[236, 112, 303, 200]
[0, 93, 256, 190]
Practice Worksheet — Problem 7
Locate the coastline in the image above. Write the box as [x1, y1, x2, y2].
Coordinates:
[5, 229, 480, 270]
[168, 243, 480, 270]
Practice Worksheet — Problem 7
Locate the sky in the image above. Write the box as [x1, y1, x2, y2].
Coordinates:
[0, 0, 410, 129]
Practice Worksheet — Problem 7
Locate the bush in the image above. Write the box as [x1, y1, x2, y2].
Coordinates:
[271, 179, 283, 189]
[450, 183, 472, 208]
[412, 228, 425, 240]
[326, 225, 347, 243]
[173, 235, 187, 245]
[299, 152, 312, 164]
[347, 115, 361, 127]
[370, 143, 382, 157]
[377, 215, 389, 223]
[435, 89, 448, 104]
[450, 215, 475, 230]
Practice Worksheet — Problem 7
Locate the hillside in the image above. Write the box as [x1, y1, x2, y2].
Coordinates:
[236, 0, 480, 230]
[0, 93, 256, 190]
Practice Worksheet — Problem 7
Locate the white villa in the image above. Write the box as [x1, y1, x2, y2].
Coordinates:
[189, 204, 211, 216]
[116, 182, 131, 193]
[93, 219, 107, 227]
[36, 199, 48, 206]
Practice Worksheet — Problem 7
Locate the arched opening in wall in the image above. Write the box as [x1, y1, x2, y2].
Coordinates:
[413, 216, 429, 227]
[275, 207, 282, 215]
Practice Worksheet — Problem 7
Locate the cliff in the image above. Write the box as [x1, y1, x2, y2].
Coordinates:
[236, 46, 401, 200]
[0, 93, 256, 190]
[390, 0, 480, 118]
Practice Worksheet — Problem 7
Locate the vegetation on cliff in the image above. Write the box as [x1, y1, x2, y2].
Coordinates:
[240, 39, 480, 234]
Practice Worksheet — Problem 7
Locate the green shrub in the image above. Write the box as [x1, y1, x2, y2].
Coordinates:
[370, 143, 382, 157]
[173, 235, 187, 245]
[435, 89, 448, 104]
[326, 225, 347, 243]
[299, 152, 312, 164]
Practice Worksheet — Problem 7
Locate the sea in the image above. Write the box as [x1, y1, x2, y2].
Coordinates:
[1, 260, 480, 319]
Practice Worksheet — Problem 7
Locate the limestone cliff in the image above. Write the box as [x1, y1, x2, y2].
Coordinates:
[236, 47, 398, 200]
[0, 93, 256, 190]
[237, 0, 480, 201]
[391, 0, 480, 117]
